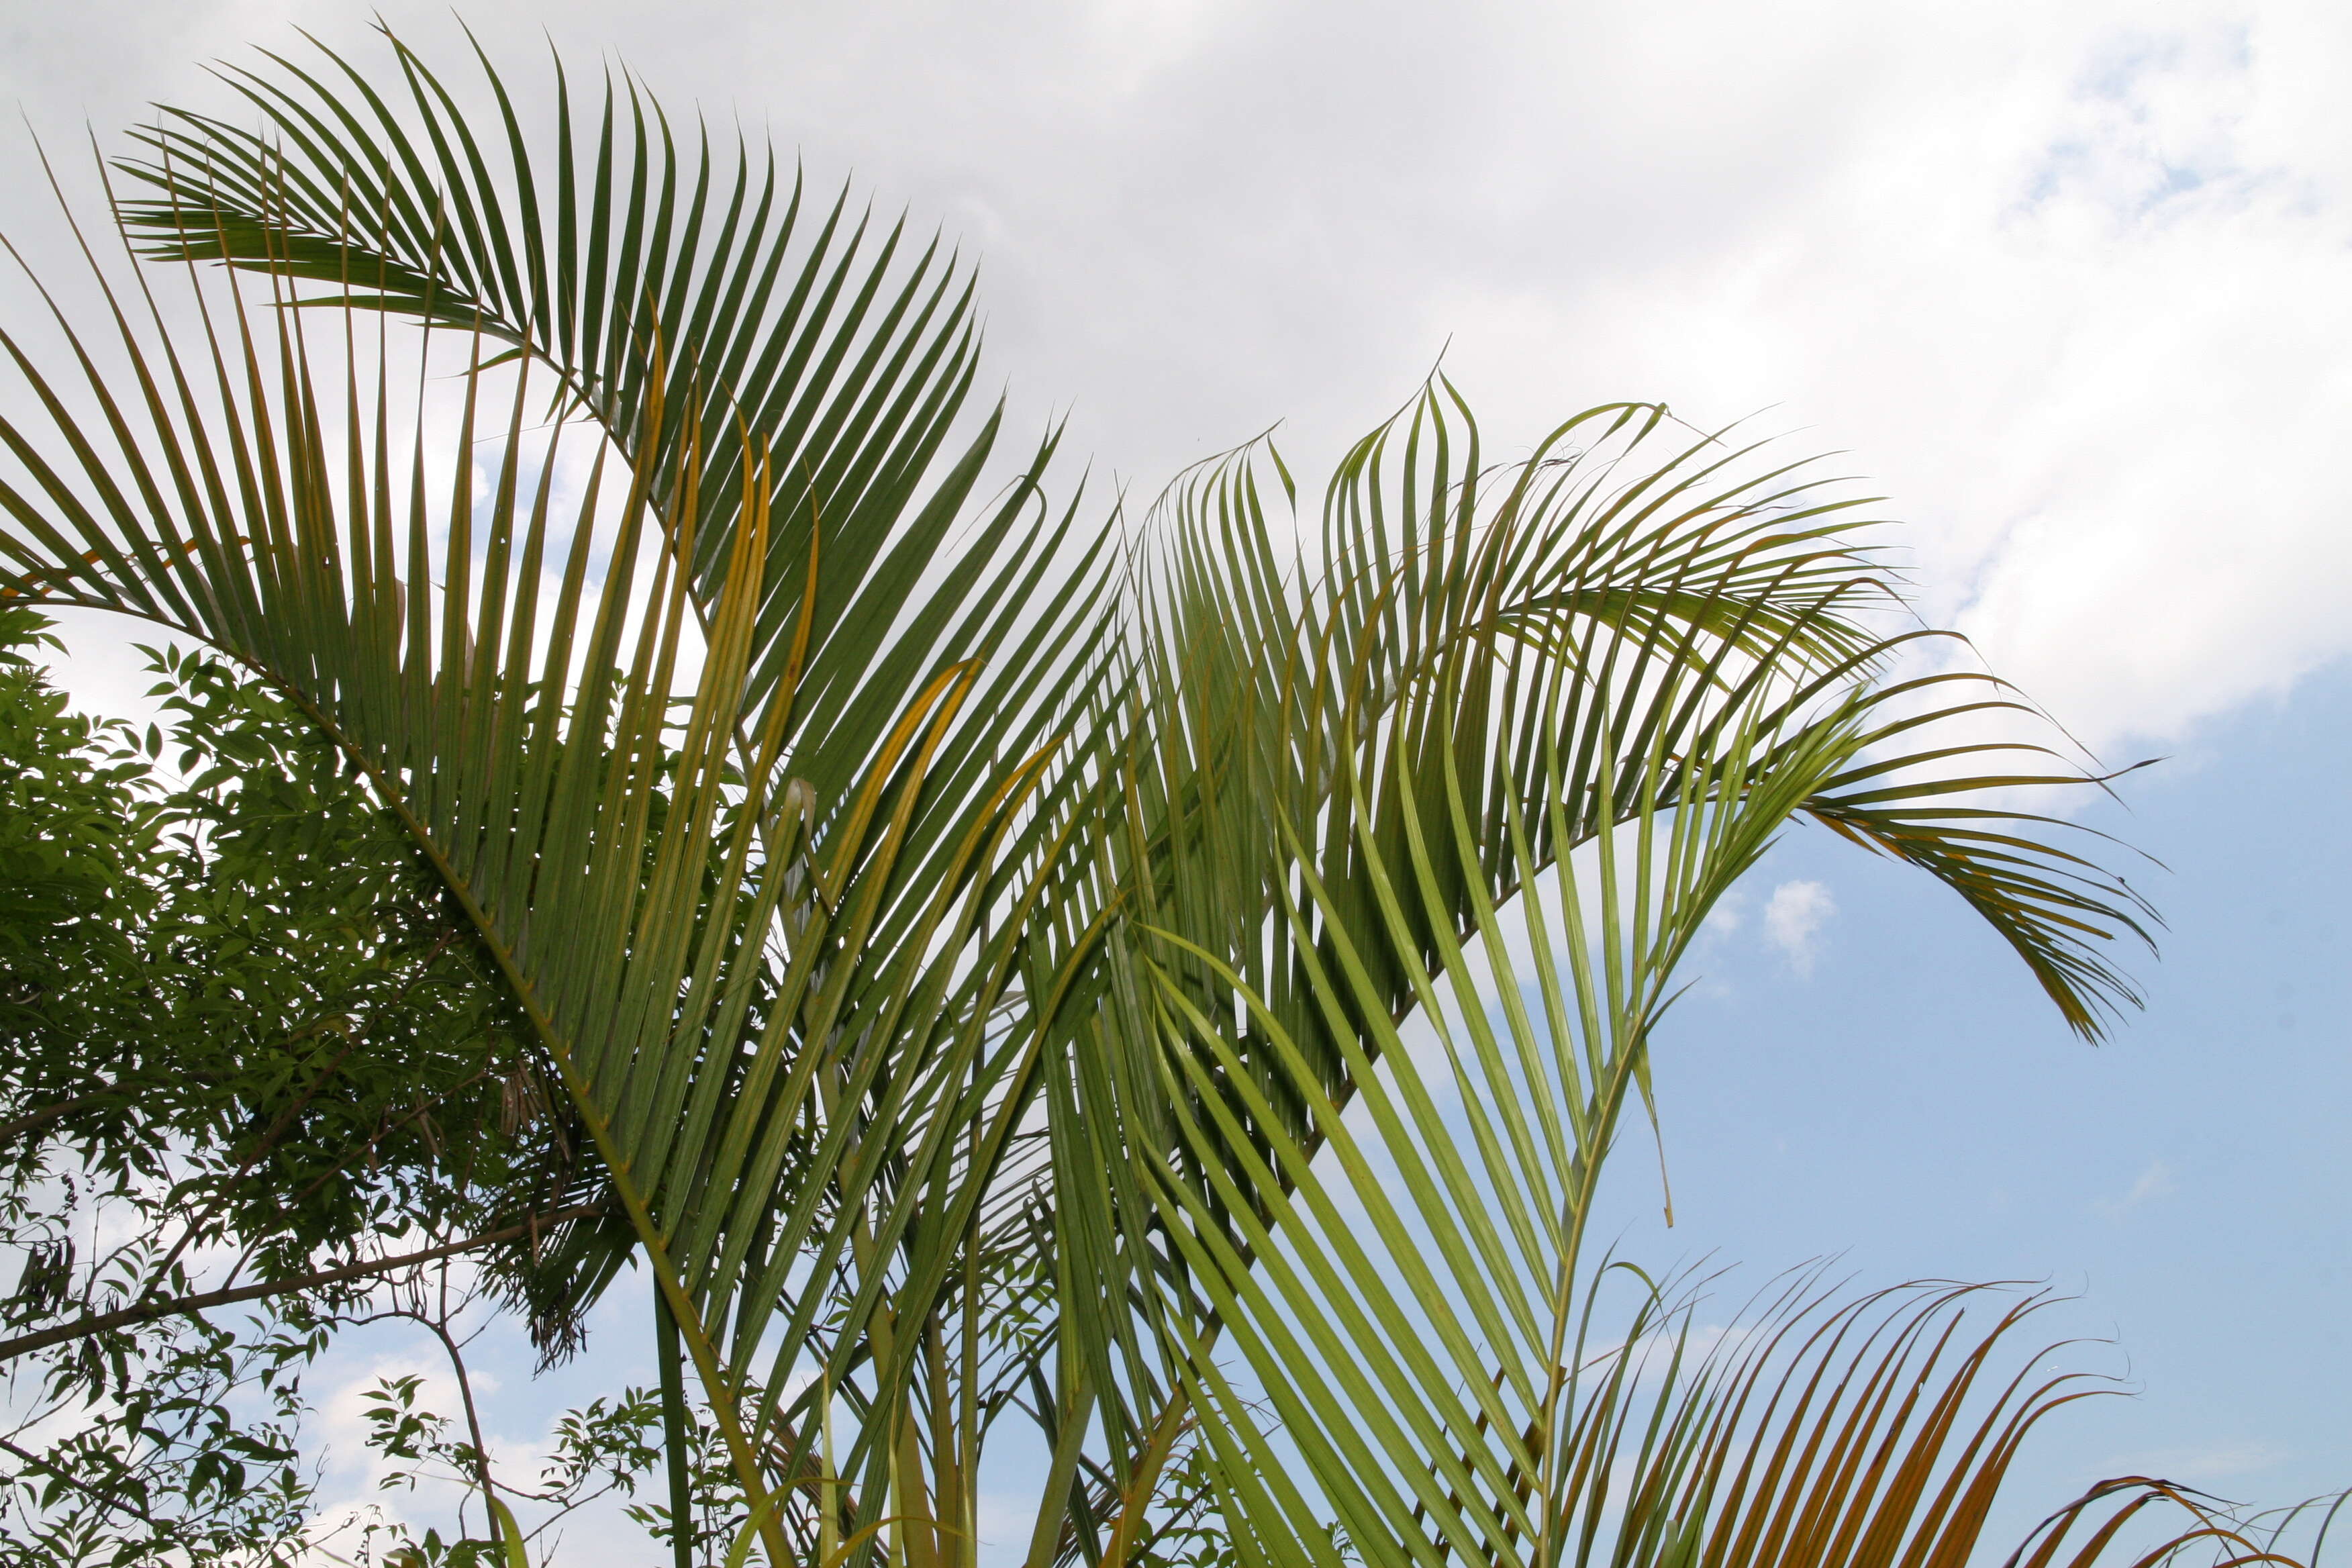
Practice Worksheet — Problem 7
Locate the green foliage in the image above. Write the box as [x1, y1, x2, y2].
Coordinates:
[0, 608, 160, 1169]
[0, 616, 608, 1559]
[0, 1310, 320, 1567]
[0, 618, 600, 1301]
[339, 1371, 714, 1567]
[129, 644, 562, 1265]
[0, 20, 2321, 1568]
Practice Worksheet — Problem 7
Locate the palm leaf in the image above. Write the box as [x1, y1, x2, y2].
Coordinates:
[1015, 386, 2157, 1552]
[1110, 644, 2196, 1568]
[103, 23, 1114, 998]
[0, 77, 1123, 1559]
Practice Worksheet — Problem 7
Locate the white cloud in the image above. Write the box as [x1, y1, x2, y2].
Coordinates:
[1762, 879, 1836, 976]
[6, 1, 2349, 759]
[1432, 5, 2352, 757]
[2098, 1157, 2179, 1217]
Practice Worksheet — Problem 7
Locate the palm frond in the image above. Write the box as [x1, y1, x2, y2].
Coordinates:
[1035, 384, 2163, 1563]
[0, 77, 1124, 1557]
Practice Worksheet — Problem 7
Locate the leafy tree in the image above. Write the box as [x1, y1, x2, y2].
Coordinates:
[0, 613, 616, 1559]
[0, 21, 2318, 1568]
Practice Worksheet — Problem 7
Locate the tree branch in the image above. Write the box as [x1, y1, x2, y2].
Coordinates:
[0, 1078, 130, 1148]
[0, 1433, 161, 1529]
[0, 1204, 604, 1364]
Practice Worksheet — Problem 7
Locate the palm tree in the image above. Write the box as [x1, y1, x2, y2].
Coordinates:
[0, 23, 2259, 1568]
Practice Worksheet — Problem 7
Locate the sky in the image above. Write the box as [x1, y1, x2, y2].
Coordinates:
[1, 0, 2346, 1559]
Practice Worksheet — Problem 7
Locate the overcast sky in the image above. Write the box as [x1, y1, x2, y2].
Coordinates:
[11, 0, 2352, 748]
[3, 1, 2347, 1560]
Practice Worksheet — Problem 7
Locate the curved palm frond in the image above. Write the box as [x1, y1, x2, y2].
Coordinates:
[0, 49, 1126, 1559]
[104, 22, 1106, 981]
[1021, 387, 2159, 1551]
[1179, 1266, 2273, 1568]
[1106, 638, 2175, 1564]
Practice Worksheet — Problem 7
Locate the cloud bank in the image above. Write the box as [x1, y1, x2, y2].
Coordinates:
[3, 0, 2345, 754]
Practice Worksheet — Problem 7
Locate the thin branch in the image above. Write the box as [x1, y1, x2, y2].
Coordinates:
[342, 1287, 504, 1547]
[0, 1433, 162, 1529]
[0, 1204, 604, 1364]
[0, 1078, 132, 1148]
